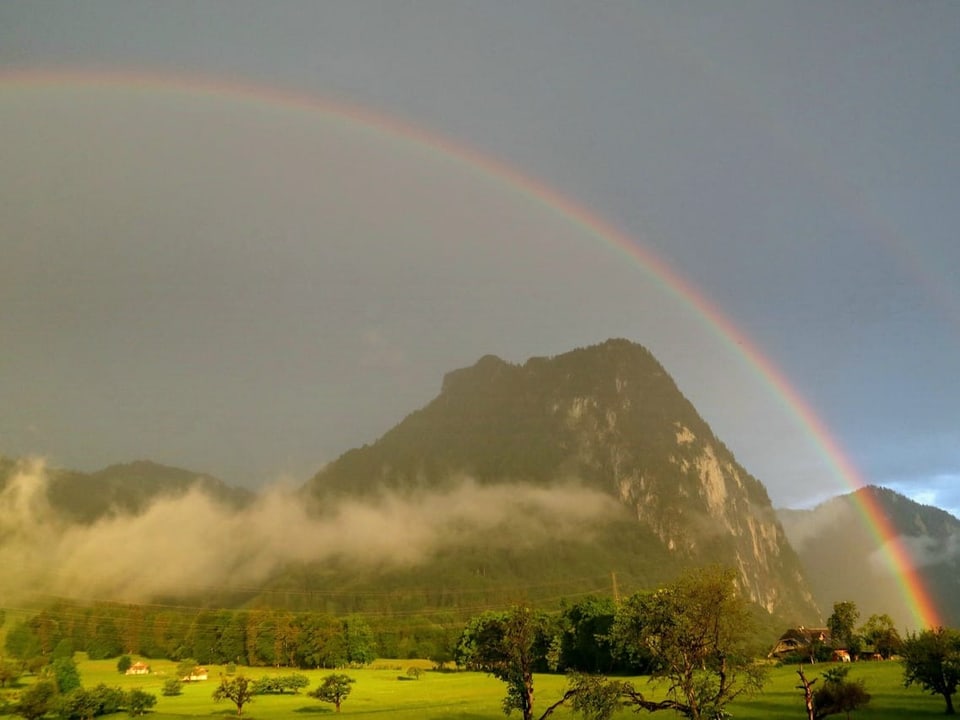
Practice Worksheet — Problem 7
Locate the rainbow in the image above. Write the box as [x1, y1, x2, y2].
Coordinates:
[1, 67, 941, 629]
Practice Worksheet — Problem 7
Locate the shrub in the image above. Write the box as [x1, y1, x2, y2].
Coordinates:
[125, 689, 157, 717]
[161, 678, 182, 696]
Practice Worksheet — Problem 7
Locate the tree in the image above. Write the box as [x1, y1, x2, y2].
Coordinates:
[161, 678, 182, 696]
[901, 626, 960, 715]
[456, 605, 554, 720]
[212, 675, 255, 717]
[826, 602, 860, 656]
[557, 596, 621, 674]
[342, 616, 376, 666]
[611, 566, 767, 720]
[4, 622, 41, 662]
[58, 688, 100, 720]
[216, 611, 247, 665]
[293, 614, 343, 669]
[797, 666, 818, 720]
[429, 640, 455, 671]
[309, 673, 355, 713]
[13, 679, 57, 720]
[86, 617, 122, 660]
[90, 684, 126, 716]
[51, 656, 82, 694]
[565, 673, 630, 720]
[0, 661, 20, 688]
[859, 614, 901, 659]
[116, 655, 133, 674]
[176, 658, 199, 681]
[125, 688, 157, 716]
[252, 673, 310, 694]
[52, 639, 75, 660]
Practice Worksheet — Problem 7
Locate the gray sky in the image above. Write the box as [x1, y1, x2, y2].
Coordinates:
[1, 1, 958, 515]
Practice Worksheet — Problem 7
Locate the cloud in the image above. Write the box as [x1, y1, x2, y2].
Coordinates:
[0, 460, 619, 604]
[776, 498, 850, 552]
[866, 532, 960, 578]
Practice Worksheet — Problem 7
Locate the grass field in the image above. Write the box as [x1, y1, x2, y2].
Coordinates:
[0, 655, 950, 719]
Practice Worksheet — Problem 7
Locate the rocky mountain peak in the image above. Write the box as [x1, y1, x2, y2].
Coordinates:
[305, 339, 817, 619]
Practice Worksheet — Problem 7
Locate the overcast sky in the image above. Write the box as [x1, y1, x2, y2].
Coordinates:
[2, 1, 958, 515]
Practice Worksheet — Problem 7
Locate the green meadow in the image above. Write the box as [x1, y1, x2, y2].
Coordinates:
[1, 656, 950, 719]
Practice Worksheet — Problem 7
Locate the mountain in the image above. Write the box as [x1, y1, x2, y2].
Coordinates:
[303, 339, 818, 621]
[778, 486, 960, 629]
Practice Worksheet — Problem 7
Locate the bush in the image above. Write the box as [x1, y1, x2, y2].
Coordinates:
[14, 679, 57, 720]
[813, 666, 871, 719]
[58, 688, 99, 720]
[90, 684, 125, 715]
[125, 689, 157, 717]
[161, 678, 182, 696]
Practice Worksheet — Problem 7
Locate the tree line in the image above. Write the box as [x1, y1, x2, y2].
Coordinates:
[3, 606, 381, 670]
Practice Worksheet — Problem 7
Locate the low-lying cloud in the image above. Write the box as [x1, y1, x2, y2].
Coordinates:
[869, 532, 960, 573]
[0, 459, 620, 604]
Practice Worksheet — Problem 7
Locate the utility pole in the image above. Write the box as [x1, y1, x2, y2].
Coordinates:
[611, 571, 621, 605]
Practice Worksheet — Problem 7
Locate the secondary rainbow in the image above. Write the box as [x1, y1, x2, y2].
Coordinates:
[1, 67, 941, 629]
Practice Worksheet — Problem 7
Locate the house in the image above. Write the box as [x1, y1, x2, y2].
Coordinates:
[125, 661, 150, 675]
[182, 666, 209, 681]
[831, 649, 851, 663]
[769, 627, 832, 661]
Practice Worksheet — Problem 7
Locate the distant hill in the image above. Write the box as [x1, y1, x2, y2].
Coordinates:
[778, 486, 960, 629]
[0, 457, 252, 523]
[302, 339, 818, 621]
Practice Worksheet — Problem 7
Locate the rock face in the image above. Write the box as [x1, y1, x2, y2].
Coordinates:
[306, 339, 817, 619]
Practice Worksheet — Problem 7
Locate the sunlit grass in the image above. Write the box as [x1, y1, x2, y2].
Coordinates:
[0, 656, 949, 719]
[728, 660, 945, 720]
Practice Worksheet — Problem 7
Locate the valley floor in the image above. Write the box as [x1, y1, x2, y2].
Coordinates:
[0, 656, 948, 719]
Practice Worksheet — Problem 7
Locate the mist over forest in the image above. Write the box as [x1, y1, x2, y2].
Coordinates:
[0, 459, 621, 605]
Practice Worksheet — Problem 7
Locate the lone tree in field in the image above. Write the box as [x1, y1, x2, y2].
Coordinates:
[901, 626, 960, 715]
[162, 678, 182, 696]
[456, 604, 613, 720]
[309, 673, 355, 713]
[125, 688, 158, 717]
[456, 605, 553, 720]
[610, 566, 767, 720]
[212, 675, 255, 717]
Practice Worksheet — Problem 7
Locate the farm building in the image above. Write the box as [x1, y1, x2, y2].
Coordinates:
[769, 627, 833, 660]
[182, 666, 209, 681]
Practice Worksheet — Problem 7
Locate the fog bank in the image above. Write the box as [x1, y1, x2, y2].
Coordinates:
[0, 459, 619, 604]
